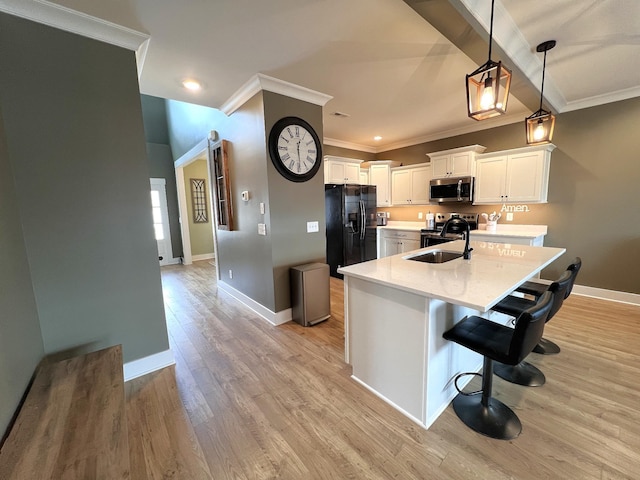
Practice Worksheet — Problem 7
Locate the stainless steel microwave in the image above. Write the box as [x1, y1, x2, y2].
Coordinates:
[429, 176, 474, 203]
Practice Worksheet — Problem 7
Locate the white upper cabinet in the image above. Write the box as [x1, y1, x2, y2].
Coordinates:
[391, 164, 430, 205]
[363, 160, 400, 207]
[359, 168, 369, 185]
[474, 144, 556, 204]
[427, 145, 486, 179]
[324, 156, 362, 184]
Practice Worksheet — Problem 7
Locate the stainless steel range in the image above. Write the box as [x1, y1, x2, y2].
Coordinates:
[420, 212, 479, 248]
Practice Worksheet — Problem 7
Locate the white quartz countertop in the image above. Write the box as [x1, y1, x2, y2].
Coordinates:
[338, 240, 565, 312]
[471, 224, 548, 239]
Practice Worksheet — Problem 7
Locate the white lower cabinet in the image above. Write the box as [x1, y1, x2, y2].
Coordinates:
[379, 229, 421, 258]
[474, 144, 555, 204]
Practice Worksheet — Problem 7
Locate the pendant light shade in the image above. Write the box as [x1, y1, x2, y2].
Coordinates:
[466, 0, 512, 121]
[526, 40, 556, 145]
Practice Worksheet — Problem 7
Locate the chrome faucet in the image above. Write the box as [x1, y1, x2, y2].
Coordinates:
[441, 217, 473, 260]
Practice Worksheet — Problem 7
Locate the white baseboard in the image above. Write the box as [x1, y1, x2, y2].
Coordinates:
[160, 257, 181, 266]
[573, 284, 640, 306]
[123, 349, 175, 381]
[218, 281, 292, 326]
[192, 253, 215, 262]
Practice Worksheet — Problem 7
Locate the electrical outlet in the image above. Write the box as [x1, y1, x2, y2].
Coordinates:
[418, 212, 423, 220]
[258, 223, 266, 235]
[307, 221, 319, 233]
[229, 269, 233, 279]
[506, 212, 514, 221]
[386, 212, 391, 219]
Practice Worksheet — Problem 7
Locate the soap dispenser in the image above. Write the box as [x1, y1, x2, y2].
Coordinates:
[426, 211, 435, 230]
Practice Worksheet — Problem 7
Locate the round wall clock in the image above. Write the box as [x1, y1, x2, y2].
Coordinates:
[268, 116, 322, 182]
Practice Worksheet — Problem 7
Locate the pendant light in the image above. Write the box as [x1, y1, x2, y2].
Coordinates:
[526, 40, 556, 145]
[466, 0, 512, 121]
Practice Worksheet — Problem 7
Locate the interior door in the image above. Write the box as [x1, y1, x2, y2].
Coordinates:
[150, 178, 173, 266]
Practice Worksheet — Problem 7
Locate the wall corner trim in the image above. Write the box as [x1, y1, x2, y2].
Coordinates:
[123, 349, 175, 381]
[0, 0, 150, 75]
[218, 280, 292, 326]
[220, 73, 333, 116]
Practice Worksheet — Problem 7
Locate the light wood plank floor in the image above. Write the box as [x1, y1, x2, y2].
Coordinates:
[126, 261, 640, 479]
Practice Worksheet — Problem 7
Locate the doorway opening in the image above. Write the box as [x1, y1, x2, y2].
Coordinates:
[174, 137, 219, 279]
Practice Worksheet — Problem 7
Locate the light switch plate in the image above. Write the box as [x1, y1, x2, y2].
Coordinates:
[307, 221, 319, 233]
[259, 202, 265, 215]
[258, 223, 266, 235]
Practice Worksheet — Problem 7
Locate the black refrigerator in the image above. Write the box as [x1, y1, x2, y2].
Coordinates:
[325, 184, 377, 278]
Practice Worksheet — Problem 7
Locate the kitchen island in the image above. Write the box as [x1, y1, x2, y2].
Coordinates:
[337, 240, 565, 429]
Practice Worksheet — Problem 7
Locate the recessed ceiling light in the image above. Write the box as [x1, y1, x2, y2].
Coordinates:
[182, 79, 202, 91]
[373, 136, 382, 141]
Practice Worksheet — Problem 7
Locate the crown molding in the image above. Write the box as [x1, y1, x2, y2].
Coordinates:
[376, 113, 523, 153]
[220, 73, 333, 116]
[0, 0, 149, 75]
[323, 137, 377, 154]
[0, 0, 149, 50]
[560, 86, 640, 113]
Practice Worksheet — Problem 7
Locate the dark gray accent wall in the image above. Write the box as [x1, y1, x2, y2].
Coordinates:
[263, 92, 326, 311]
[165, 91, 326, 313]
[377, 97, 640, 294]
[0, 13, 169, 362]
[0, 106, 44, 436]
[147, 142, 183, 257]
[141, 94, 171, 145]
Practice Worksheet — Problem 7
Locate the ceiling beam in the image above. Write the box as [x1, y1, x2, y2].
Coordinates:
[403, 0, 561, 114]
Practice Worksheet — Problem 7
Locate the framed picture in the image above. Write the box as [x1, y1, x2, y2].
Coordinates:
[190, 178, 208, 223]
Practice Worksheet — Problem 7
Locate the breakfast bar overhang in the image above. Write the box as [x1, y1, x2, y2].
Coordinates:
[338, 240, 565, 429]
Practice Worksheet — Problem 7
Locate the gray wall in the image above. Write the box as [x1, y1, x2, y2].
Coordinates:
[376, 97, 640, 294]
[263, 92, 326, 311]
[0, 13, 170, 368]
[142, 94, 182, 258]
[147, 142, 183, 258]
[324, 144, 377, 161]
[0, 107, 45, 436]
[165, 91, 326, 313]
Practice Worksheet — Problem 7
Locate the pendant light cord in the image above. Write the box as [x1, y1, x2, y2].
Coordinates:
[539, 50, 547, 111]
[488, 0, 495, 60]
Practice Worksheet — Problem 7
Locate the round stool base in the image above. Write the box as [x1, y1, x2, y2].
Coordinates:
[452, 394, 522, 440]
[533, 337, 561, 355]
[494, 361, 546, 387]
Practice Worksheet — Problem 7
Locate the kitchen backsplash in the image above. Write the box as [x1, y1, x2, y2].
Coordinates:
[379, 205, 537, 224]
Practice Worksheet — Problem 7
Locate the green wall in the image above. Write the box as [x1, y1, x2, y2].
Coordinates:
[0, 105, 45, 436]
[0, 13, 169, 373]
[376, 97, 640, 294]
[183, 159, 215, 256]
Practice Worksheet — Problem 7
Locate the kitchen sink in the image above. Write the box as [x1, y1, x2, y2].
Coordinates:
[405, 250, 463, 264]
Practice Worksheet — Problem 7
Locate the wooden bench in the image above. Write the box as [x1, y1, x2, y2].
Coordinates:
[0, 345, 130, 479]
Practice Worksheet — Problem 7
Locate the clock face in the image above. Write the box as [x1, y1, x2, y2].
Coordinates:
[269, 117, 322, 182]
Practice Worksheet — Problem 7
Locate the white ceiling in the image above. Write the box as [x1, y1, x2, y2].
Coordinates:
[3, 0, 639, 152]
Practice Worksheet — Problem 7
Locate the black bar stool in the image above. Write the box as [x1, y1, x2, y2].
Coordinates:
[443, 291, 554, 440]
[489, 270, 573, 386]
[514, 257, 582, 354]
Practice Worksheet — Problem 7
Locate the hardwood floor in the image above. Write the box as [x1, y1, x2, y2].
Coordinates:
[126, 261, 640, 479]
